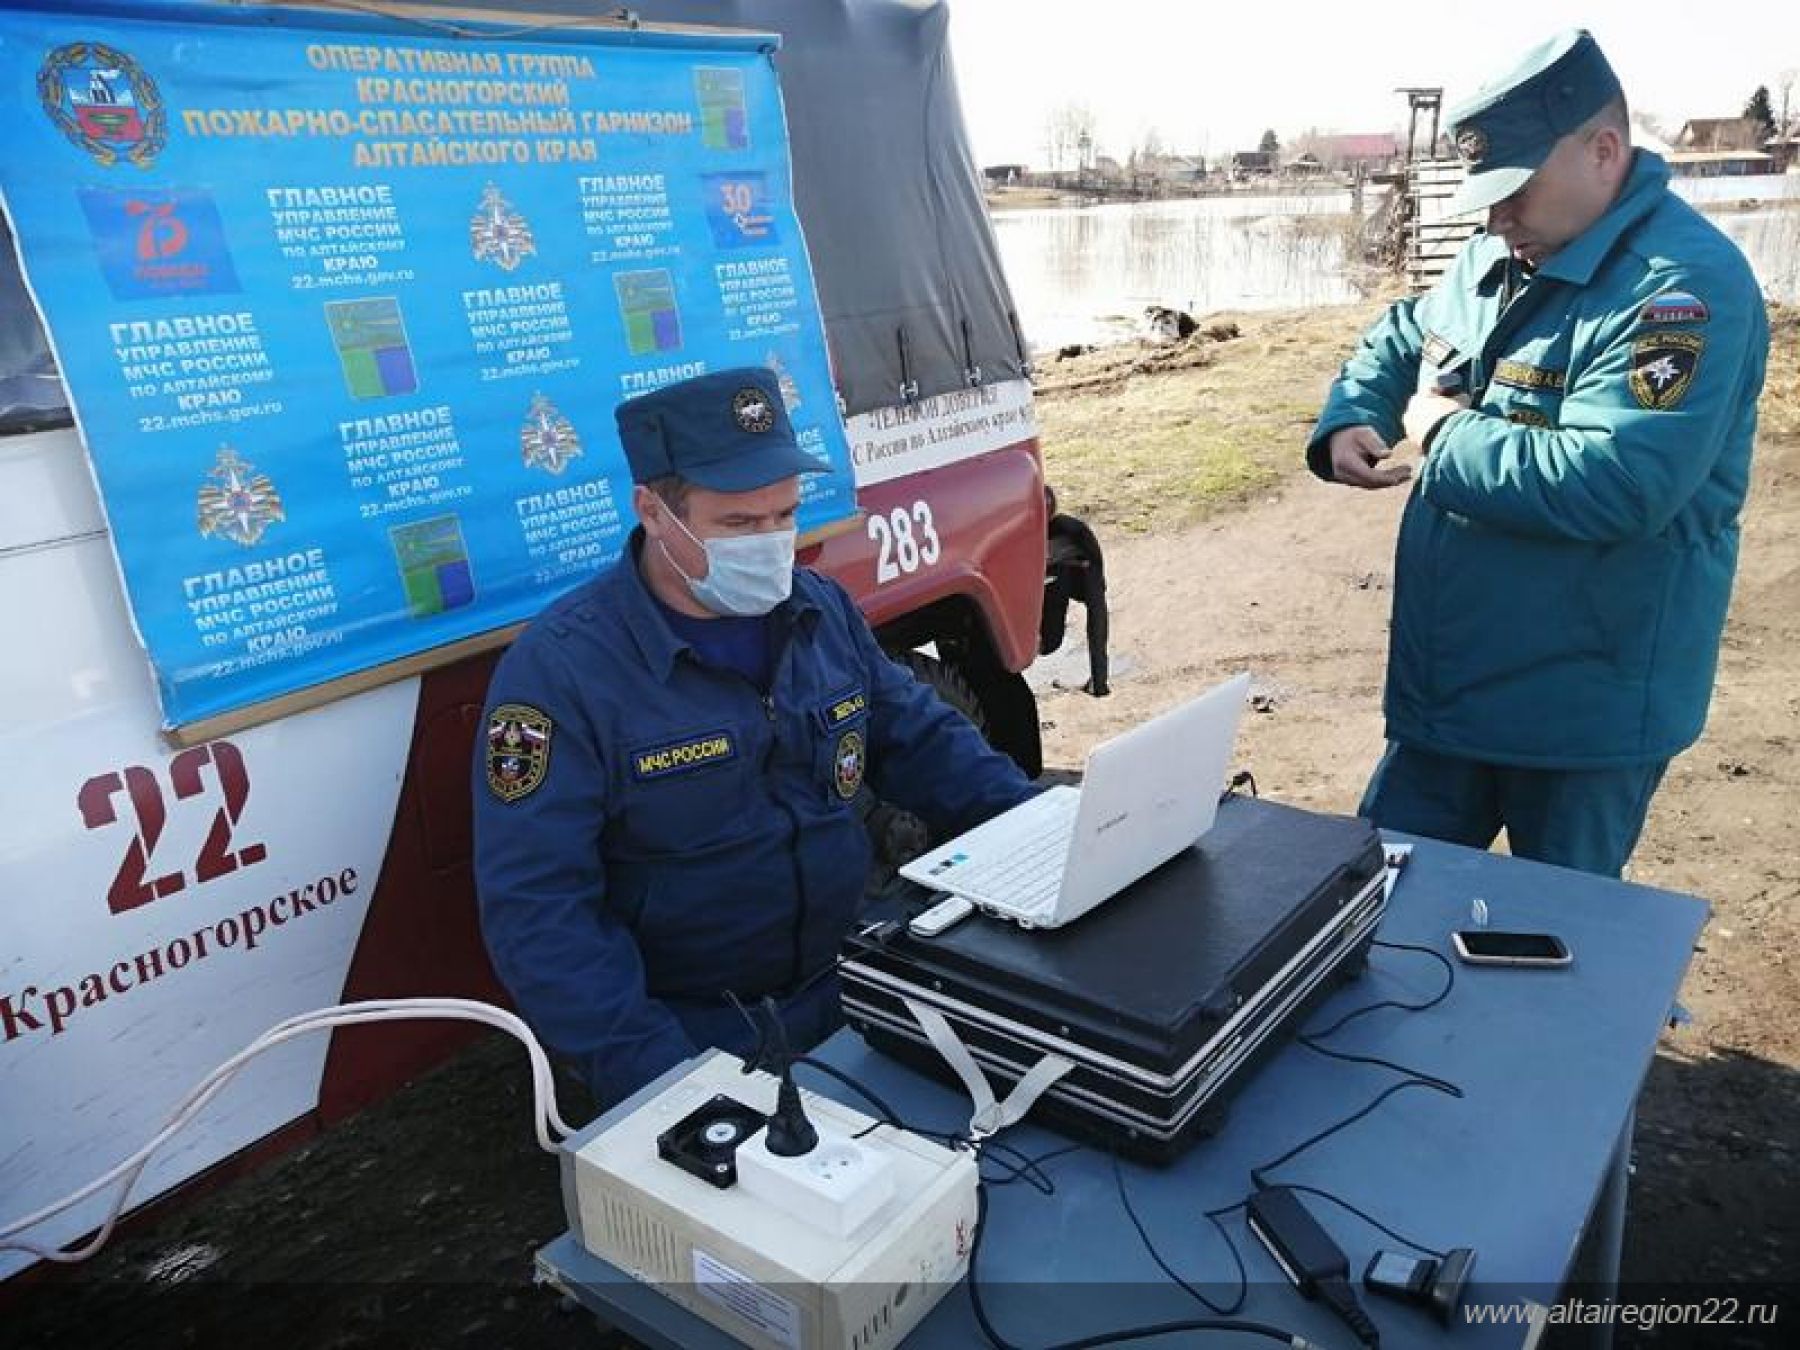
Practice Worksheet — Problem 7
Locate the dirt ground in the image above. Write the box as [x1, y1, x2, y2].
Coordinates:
[1029, 302, 1800, 1306]
[8, 302, 1796, 1348]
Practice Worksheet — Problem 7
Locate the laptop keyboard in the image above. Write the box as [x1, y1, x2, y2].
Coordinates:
[939, 795, 1079, 914]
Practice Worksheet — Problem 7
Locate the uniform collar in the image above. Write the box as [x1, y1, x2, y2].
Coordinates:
[607, 526, 820, 680]
[1537, 149, 1669, 285]
[1469, 149, 1669, 292]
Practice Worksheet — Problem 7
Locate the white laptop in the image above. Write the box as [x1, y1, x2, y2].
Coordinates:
[899, 672, 1252, 929]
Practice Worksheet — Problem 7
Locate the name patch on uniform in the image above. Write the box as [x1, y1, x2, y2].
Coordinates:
[821, 686, 867, 730]
[833, 730, 865, 800]
[487, 704, 552, 803]
[1493, 360, 1566, 392]
[631, 730, 737, 781]
[1639, 291, 1709, 325]
[1421, 332, 1456, 367]
[1507, 408, 1554, 428]
[1630, 332, 1703, 411]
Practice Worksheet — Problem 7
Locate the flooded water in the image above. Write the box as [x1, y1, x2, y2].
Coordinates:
[992, 190, 1368, 351]
[996, 175, 1800, 352]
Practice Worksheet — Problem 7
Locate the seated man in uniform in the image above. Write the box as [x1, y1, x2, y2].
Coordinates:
[473, 368, 1037, 1108]
[1039, 485, 1110, 696]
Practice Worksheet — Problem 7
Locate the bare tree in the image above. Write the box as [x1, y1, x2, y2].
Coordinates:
[1129, 125, 1166, 177]
[1779, 68, 1797, 136]
[1288, 126, 1334, 167]
[1043, 101, 1097, 173]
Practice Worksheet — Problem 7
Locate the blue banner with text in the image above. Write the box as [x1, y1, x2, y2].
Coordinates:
[0, 1, 856, 727]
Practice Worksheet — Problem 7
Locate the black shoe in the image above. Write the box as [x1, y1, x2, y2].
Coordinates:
[1083, 679, 1110, 698]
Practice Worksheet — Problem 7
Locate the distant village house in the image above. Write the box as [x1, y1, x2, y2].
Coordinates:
[1668, 117, 1774, 177]
[1135, 152, 1207, 183]
[1230, 149, 1276, 179]
[1315, 132, 1401, 174]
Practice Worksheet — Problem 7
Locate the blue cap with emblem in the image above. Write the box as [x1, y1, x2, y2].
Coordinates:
[1444, 29, 1624, 217]
[614, 366, 824, 492]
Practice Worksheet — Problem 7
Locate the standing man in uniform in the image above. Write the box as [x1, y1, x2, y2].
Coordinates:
[1308, 30, 1768, 877]
[473, 368, 1036, 1107]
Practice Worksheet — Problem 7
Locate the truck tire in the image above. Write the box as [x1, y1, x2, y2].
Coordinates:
[901, 651, 988, 734]
[861, 652, 989, 867]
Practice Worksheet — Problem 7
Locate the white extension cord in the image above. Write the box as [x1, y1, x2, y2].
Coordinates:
[0, 998, 575, 1263]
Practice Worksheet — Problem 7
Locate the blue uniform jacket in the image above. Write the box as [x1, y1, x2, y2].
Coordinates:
[472, 532, 1037, 1105]
[1309, 151, 1768, 768]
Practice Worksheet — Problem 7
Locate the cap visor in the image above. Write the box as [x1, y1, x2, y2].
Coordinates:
[682, 442, 827, 492]
[1443, 164, 1535, 217]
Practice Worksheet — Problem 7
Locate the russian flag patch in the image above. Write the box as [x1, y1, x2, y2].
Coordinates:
[1639, 291, 1709, 325]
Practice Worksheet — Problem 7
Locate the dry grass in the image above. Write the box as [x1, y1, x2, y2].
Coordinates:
[1037, 297, 1799, 534]
[1760, 301, 1799, 441]
[1034, 301, 1389, 532]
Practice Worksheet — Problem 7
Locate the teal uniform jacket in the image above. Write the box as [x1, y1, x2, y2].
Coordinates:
[1309, 151, 1767, 769]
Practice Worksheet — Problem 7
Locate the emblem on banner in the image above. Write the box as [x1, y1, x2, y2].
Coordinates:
[520, 393, 583, 474]
[324, 296, 419, 400]
[765, 352, 802, 413]
[469, 183, 536, 271]
[389, 516, 476, 617]
[487, 703, 553, 802]
[79, 187, 242, 300]
[196, 446, 285, 547]
[833, 730, 865, 800]
[37, 42, 167, 168]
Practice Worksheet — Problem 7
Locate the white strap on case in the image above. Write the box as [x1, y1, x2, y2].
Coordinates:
[902, 996, 1073, 1139]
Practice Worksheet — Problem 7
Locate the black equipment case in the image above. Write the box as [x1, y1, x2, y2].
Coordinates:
[841, 797, 1389, 1161]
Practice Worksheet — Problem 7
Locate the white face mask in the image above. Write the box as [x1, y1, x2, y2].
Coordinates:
[660, 509, 796, 617]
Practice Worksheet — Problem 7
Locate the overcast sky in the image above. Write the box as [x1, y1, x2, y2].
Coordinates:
[945, 1, 1800, 165]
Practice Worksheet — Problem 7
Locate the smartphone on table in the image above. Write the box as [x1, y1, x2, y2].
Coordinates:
[1451, 929, 1571, 968]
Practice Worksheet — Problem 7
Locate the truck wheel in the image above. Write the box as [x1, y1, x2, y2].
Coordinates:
[901, 652, 988, 734]
[860, 652, 988, 867]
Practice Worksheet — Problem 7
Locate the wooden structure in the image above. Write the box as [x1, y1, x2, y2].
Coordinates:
[1397, 86, 1445, 160]
[1403, 157, 1480, 291]
[1385, 87, 1479, 292]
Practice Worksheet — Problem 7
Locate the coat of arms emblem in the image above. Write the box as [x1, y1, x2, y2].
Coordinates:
[38, 42, 166, 168]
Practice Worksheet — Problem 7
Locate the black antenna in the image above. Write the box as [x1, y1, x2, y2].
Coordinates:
[757, 996, 818, 1157]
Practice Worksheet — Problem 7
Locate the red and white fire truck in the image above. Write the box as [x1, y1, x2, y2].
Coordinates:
[0, 0, 1046, 1275]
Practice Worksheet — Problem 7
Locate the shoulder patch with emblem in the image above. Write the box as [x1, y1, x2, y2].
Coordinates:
[1629, 332, 1703, 411]
[833, 729, 865, 800]
[1506, 408, 1554, 429]
[487, 703, 552, 802]
[1493, 360, 1566, 393]
[1639, 291, 1709, 326]
[630, 729, 737, 781]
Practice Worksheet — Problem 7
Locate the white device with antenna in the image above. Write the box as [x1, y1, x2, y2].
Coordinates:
[555, 1050, 978, 1350]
